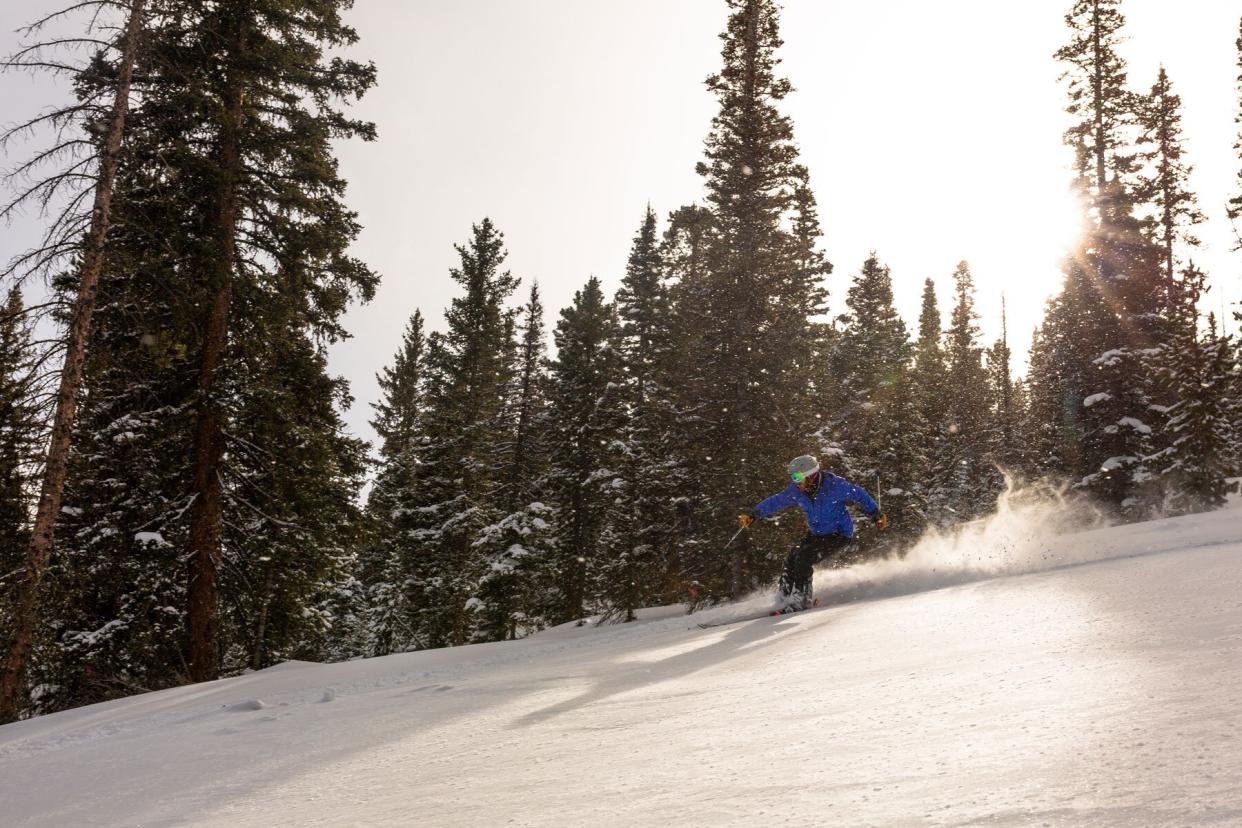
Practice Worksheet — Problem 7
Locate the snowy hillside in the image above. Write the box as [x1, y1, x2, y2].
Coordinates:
[3, 499, 1241, 827]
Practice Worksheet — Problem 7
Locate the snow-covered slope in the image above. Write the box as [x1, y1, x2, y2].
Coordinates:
[4, 503, 1242, 826]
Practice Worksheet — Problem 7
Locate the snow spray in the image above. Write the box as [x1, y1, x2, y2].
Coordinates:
[808, 475, 1111, 607]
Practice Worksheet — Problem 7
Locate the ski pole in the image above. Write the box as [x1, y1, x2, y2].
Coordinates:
[723, 524, 748, 551]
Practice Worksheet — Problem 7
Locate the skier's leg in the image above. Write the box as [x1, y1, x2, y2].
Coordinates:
[777, 535, 816, 611]
[804, 535, 851, 608]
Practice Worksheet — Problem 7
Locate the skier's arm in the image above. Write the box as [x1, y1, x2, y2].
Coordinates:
[842, 481, 880, 517]
[752, 485, 800, 520]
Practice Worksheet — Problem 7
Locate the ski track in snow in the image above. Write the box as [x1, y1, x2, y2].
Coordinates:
[2, 500, 1242, 826]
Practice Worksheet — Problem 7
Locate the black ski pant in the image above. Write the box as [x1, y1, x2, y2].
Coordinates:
[778, 533, 851, 608]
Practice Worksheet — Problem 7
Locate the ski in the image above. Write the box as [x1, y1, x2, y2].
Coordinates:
[695, 611, 778, 629]
[695, 599, 819, 629]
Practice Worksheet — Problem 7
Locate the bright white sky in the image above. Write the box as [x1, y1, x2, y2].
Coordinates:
[2, 1, 1239, 448]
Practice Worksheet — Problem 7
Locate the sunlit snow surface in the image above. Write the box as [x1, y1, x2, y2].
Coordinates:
[3, 497, 1241, 826]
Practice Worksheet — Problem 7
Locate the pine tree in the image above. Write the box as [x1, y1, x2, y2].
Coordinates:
[359, 311, 426, 654]
[1135, 67, 1205, 306]
[598, 208, 691, 621]
[402, 219, 519, 647]
[933, 262, 998, 521]
[986, 297, 1021, 471]
[0, 0, 147, 723]
[21, 0, 380, 708]
[475, 282, 556, 641]
[177, 0, 379, 683]
[0, 290, 41, 672]
[1023, 309, 1075, 479]
[1151, 310, 1239, 514]
[544, 277, 623, 624]
[682, 0, 830, 598]
[1054, 0, 1134, 198]
[658, 205, 719, 602]
[1227, 17, 1242, 246]
[909, 278, 947, 522]
[1042, 0, 1164, 512]
[827, 254, 911, 529]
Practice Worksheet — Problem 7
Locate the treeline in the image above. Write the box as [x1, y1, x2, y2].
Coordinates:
[0, 0, 1239, 721]
[349, 0, 1242, 653]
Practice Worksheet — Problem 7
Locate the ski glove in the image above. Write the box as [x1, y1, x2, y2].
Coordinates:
[738, 510, 757, 529]
[874, 512, 888, 531]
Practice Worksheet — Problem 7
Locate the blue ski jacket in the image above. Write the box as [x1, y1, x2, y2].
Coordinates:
[752, 473, 879, 538]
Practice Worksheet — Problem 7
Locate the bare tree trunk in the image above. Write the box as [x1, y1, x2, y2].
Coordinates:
[0, 0, 147, 725]
[186, 17, 246, 684]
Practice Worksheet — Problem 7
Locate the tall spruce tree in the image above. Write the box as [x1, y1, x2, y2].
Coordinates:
[986, 297, 1021, 471]
[1041, 0, 1164, 511]
[599, 208, 690, 621]
[0, 0, 147, 723]
[0, 290, 40, 665]
[1151, 310, 1239, 514]
[1135, 67, 1205, 305]
[403, 219, 519, 647]
[659, 205, 719, 601]
[22, 0, 379, 709]
[475, 282, 556, 641]
[361, 311, 427, 655]
[1227, 17, 1242, 245]
[545, 278, 623, 624]
[910, 278, 948, 522]
[827, 255, 911, 523]
[933, 262, 998, 521]
[177, 0, 379, 683]
[683, 0, 829, 598]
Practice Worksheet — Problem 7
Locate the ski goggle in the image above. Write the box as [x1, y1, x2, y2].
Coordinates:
[790, 468, 818, 484]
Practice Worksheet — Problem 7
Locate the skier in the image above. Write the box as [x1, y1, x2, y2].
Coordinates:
[737, 455, 887, 613]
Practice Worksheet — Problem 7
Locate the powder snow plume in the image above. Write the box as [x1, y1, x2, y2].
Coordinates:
[811, 477, 1111, 606]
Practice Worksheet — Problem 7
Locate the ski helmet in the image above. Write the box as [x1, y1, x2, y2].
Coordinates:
[787, 454, 819, 483]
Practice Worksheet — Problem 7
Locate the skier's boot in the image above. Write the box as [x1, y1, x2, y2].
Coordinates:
[772, 583, 812, 615]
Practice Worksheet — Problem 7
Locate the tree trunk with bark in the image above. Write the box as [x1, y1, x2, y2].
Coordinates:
[0, 0, 147, 725]
[186, 16, 246, 684]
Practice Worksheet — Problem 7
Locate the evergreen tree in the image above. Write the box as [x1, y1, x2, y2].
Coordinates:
[1135, 67, 1205, 306]
[403, 219, 519, 647]
[933, 262, 998, 521]
[658, 205, 719, 602]
[1042, 0, 1164, 511]
[1023, 308, 1076, 479]
[683, 0, 829, 598]
[26, 0, 379, 707]
[1227, 17, 1242, 246]
[544, 278, 623, 624]
[475, 282, 556, 641]
[909, 278, 947, 523]
[1054, 0, 1134, 197]
[360, 311, 426, 655]
[0, 290, 40, 663]
[599, 208, 690, 621]
[986, 297, 1021, 471]
[866, 363, 925, 549]
[827, 254, 911, 535]
[0, 0, 147, 723]
[1151, 311, 1239, 514]
[179, 0, 379, 683]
